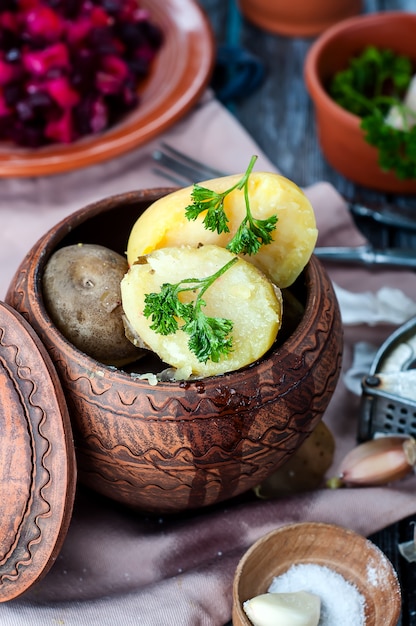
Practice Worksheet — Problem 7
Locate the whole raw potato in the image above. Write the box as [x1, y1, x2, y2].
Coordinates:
[126, 172, 318, 289]
[42, 243, 142, 366]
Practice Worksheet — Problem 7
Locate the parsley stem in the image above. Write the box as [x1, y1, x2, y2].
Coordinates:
[236, 155, 258, 192]
[243, 168, 256, 229]
[204, 154, 258, 209]
[176, 256, 239, 306]
[236, 155, 259, 232]
[184, 155, 259, 235]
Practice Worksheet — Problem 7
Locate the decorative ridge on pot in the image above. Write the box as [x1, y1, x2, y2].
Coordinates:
[304, 11, 416, 193]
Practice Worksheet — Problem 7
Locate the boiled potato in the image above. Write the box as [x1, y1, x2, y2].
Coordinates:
[42, 243, 143, 366]
[126, 172, 317, 289]
[121, 245, 282, 378]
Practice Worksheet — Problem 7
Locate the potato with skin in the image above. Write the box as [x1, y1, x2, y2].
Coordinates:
[126, 172, 318, 289]
[121, 244, 283, 379]
[253, 421, 335, 498]
[42, 243, 143, 366]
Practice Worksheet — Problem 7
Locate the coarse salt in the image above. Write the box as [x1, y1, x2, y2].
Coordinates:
[268, 563, 365, 626]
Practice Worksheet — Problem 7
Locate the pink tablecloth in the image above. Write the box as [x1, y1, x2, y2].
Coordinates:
[1, 90, 416, 625]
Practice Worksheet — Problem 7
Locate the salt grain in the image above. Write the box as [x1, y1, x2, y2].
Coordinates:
[268, 563, 365, 626]
[366, 562, 381, 586]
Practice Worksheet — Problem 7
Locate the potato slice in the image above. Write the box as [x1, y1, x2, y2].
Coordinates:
[127, 172, 317, 289]
[121, 245, 282, 378]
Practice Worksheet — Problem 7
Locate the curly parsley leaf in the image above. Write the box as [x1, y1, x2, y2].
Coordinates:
[183, 310, 234, 364]
[184, 155, 278, 255]
[143, 284, 193, 335]
[185, 185, 230, 234]
[227, 180, 278, 255]
[143, 257, 238, 363]
[330, 46, 412, 117]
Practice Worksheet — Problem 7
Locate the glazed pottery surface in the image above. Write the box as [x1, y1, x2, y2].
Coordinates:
[232, 522, 402, 626]
[238, 0, 362, 36]
[305, 12, 416, 193]
[6, 190, 343, 514]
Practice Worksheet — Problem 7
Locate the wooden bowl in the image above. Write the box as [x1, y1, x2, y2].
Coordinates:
[233, 522, 402, 626]
[304, 11, 416, 193]
[5, 190, 343, 514]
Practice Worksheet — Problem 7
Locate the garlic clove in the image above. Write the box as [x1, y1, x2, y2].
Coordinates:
[333, 436, 416, 487]
[404, 75, 416, 120]
[243, 591, 320, 626]
[385, 74, 416, 130]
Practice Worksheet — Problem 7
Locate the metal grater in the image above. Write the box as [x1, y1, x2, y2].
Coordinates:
[359, 315, 416, 441]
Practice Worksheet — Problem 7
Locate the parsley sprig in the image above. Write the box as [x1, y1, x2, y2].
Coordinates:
[329, 45, 416, 180]
[143, 257, 238, 363]
[143, 156, 278, 364]
[185, 155, 278, 255]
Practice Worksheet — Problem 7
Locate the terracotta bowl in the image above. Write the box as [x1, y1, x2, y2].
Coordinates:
[6, 190, 343, 514]
[237, 0, 362, 37]
[233, 522, 402, 626]
[0, 0, 215, 178]
[304, 11, 416, 193]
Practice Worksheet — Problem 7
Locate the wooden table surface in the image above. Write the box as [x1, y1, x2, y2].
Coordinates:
[199, 1, 416, 624]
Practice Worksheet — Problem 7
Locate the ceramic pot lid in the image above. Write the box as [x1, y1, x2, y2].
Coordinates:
[0, 301, 76, 602]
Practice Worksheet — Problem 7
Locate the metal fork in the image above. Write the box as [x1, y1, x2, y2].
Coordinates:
[152, 143, 227, 185]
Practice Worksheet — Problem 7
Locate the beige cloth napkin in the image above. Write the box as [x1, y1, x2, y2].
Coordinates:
[2, 90, 416, 625]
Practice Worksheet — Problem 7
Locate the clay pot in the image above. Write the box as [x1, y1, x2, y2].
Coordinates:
[6, 189, 343, 514]
[304, 11, 416, 193]
[237, 0, 362, 37]
[232, 522, 402, 626]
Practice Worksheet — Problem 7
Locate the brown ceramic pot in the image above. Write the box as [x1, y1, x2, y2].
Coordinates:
[304, 11, 416, 193]
[232, 522, 402, 626]
[6, 189, 343, 514]
[237, 0, 362, 37]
